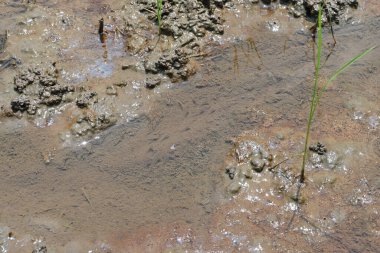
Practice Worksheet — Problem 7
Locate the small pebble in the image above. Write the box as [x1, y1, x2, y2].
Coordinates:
[145, 78, 161, 89]
[106, 85, 117, 96]
[251, 158, 265, 172]
[228, 181, 241, 194]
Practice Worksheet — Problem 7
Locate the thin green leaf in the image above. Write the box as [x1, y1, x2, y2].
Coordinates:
[322, 45, 375, 92]
[312, 45, 376, 116]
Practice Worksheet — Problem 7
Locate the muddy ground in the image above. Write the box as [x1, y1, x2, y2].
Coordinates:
[0, 0, 380, 252]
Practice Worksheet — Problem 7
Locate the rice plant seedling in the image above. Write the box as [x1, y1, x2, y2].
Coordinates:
[299, 3, 375, 184]
[156, 0, 163, 34]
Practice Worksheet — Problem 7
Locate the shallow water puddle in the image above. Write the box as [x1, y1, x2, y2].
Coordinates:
[0, 0, 380, 252]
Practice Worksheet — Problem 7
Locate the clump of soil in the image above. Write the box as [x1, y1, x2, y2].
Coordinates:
[224, 137, 299, 199]
[10, 65, 74, 115]
[309, 142, 327, 155]
[263, 0, 358, 23]
[287, 0, 358, 23]
[135, 0, 231, 81]
[5, 64, 116, 136]
[138, 0, 226, 38]
[71, 89, 117, 136]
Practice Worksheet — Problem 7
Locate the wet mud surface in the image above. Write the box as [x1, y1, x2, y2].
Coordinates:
[1, 0, 380, 252]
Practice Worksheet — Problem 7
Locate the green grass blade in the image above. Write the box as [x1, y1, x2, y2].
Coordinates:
[325, 46, 376, 86]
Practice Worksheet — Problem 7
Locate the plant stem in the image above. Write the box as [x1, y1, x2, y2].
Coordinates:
[300, 3, 323, 183]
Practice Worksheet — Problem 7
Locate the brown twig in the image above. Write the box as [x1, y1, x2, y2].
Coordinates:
[81, 187, 93, 207]
[268, 158, 289, 171]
